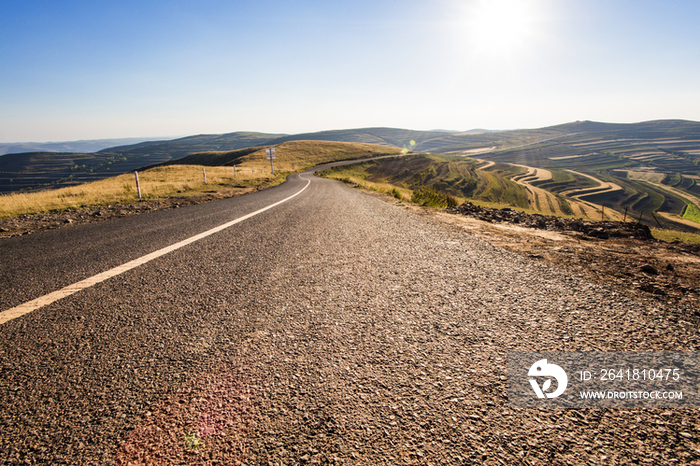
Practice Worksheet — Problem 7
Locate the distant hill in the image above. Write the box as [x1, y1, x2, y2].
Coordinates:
[100, 131, 284, 158]
[1, 120, 699, 194]
[264, 128, 451, 151]
[263, 127, 559, 153]
[475, 119, 700, 170]
[0, 137, 168, 156]
[0, 132, 285, 193]
[459, 128, 501, 134]
[544, 119, 700, 139]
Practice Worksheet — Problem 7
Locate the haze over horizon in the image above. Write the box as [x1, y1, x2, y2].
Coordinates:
[2, 0, 699, 143]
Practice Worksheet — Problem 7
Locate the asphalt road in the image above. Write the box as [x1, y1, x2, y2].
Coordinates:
[1, 168, 699, 465]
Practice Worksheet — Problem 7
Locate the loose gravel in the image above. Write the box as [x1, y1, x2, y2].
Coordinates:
[1, 173, 699, 464]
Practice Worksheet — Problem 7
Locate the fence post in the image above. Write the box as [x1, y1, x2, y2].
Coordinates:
[233, 165, 236, 178]
[202, 167, 207, 184]
[134, 171, 142, 199]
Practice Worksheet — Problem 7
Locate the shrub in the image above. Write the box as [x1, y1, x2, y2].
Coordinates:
[460, 176, 478, 195]
[391, 187, 403, 200]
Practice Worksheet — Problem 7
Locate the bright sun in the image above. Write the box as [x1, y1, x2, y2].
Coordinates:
[464, 0, 542, 60]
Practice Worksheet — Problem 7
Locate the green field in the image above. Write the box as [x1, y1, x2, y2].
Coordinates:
[683, 203, 700, 224]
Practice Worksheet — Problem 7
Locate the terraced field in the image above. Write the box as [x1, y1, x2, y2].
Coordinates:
[321, 155, 621, 221]
[561, 170, 623, 199]
[321, 126, 699, 230]
[471, 120, 700, 231]
[509, 165, 559, 214]
[507, 165, 618, 219]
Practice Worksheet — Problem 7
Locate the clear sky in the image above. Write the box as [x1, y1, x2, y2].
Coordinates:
[1, 0, 699, 142]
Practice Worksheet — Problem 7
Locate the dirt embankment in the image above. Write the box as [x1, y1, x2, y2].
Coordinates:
[448, 202, 653, 240]
[442, 201, 700, 309]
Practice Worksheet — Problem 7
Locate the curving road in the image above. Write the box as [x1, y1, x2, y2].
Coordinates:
[1, 166, 699, 464]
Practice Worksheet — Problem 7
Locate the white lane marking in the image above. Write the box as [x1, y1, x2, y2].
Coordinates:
[0, 177, 311, 325]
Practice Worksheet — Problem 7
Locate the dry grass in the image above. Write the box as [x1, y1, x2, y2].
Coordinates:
[652, 228, 700, 245]
[626, 171, 666, 183]
[0, 165, 279, 219]
[0, 140, 401, 220]
[320, 167, 414, 201]
[197, 140, 401, 173]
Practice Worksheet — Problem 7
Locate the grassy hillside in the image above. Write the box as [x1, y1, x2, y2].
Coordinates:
[163, 140, 402, 171]
[320, 152, 700, 231]
[0, 165, 276, 219]
[319, 153, 598, 216]
[320, 154, 531, 208]
[0, 141, 400, 218]
[472, 119, 700, 231]
[0, 132, 285, 194]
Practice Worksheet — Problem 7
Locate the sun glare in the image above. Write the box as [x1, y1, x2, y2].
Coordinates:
[464, 0, 543, 60]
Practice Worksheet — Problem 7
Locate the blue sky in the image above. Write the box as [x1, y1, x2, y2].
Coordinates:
[1, 0, 699, 142]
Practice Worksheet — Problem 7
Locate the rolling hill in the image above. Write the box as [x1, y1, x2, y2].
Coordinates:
[1, 120, 699, 233]
[0, 125, 560, 194]
[470, 120, 700, 230]
[312, 120, 700, 232]
[0, 132, 285, 193]
[0, 137, 164, 156]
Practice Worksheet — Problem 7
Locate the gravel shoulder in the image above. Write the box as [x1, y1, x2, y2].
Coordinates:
[1, 175, 699, 464]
